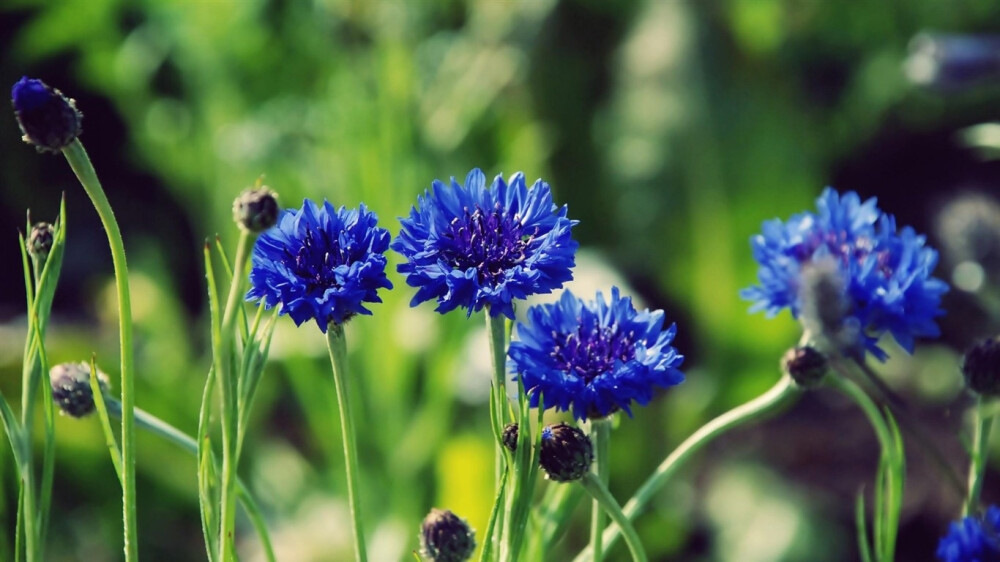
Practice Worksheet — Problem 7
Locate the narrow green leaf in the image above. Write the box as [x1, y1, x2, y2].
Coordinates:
[90, 356, 123, 486]
[855, 491, 873, 562]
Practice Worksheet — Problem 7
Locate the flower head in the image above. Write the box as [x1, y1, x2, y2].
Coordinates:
[245, 199, 392, 331]
[11, 77, 82, 153]
[508, 288, 685, 420]
[937, 506, 1000, 562]
[741, 188, 949, 360]
[392, 169, 577, 319]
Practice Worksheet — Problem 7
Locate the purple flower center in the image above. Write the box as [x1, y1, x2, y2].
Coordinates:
[794, 232, 894, 277]
[551, 323, 637, 383]
[439, 203, 538, 284]
[286, 228, 346, 291]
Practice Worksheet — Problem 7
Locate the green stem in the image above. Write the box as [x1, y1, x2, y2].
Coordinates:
[486, 311, 509, 558]
[827, 374, 902, 562]
[575, 375, 798, 562]
[217, 231, 252, 561]
[325, 324, 368, 562]
[62, 139, 137, 561]
[589, 418, 611, 562]
[965, 396, 994, 516]
[578, 474, 646, 562]
[103, 400, 276, 562]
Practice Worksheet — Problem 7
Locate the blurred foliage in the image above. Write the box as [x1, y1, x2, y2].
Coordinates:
[2, 0, 1000, 560]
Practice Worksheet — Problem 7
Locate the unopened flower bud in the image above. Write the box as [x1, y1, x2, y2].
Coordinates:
[420, 508, 476, 562]
[502, 423, 518, 452]
[781, 346, 828, 388]
[962, 338, 1000, 396]
[27, 222, 55, 261]
[11, 77, 82, 153]
[49, 362, 109, 418]
[539, 423, 593, 482]
[233, 187, 279, 232]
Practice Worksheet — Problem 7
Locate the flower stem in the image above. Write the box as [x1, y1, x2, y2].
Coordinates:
[325, 323, 368, 562]
[589, 418, 612, 562]
[826, 374, 903, 561]
[574, 375, 798, 562]
[217, 231, 252, 560]
[965, 396, 995, 516]
[486, 310, 509, 558]
[102, 399, 277, 562]
[579, 474, 646, 562]
[62, 139, 137, 562]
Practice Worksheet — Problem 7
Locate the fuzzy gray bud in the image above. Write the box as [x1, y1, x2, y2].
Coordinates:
[420, 508, 476, 562]
[27, 222, 55, 261]
[233, 187, 279, 232]
[49, 362, 109, 418]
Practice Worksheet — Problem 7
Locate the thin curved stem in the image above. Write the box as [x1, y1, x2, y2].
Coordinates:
[574, 375, 798, 562]
[579, 474, 646, 562]
[62, 139, 137, 561]
[826, 374, 903, 562]
[326, 324, 368, 562]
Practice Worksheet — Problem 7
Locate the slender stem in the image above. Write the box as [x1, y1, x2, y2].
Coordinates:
[217, 231, 252, 561]
[103, 400, 277, 562]
[965, 396, 994, 516]
[485, 310, 509, 558]
[579, 474, 646, 562]
[826, 374, 902, 561]
[589, 418, 611, 562]
[574, 375, 798, 562]
[325, 324, 368, 562]
[62, 139, 137, 561]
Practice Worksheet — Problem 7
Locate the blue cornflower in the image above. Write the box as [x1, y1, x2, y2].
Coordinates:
[391, 168, 577, 319]
[936, 506, 1000, 562]
[741, 188, 948, 359]
[508, 288, 684, 420]
[245, 199, 392, 332]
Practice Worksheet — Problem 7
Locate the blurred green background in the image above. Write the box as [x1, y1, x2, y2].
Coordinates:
[3, 0, 1000, 560]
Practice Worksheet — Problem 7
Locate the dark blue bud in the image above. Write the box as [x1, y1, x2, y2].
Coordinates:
[11, 76, 82, 153]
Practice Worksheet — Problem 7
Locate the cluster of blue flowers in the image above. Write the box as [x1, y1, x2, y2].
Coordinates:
[741, 188, 948, 359]
[245, 168, 687, 421]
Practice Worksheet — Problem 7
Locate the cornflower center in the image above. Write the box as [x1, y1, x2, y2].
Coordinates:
[286, 228, 348, 291]
[439, 203, 538, 284]
[795, 231, 894, 277]
[550, 322, 637, 383]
